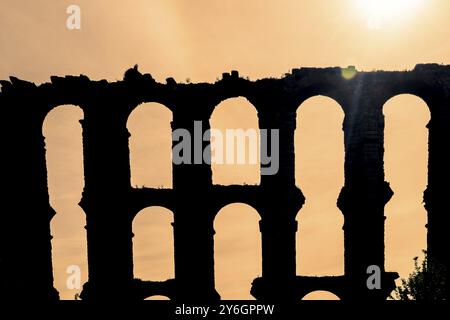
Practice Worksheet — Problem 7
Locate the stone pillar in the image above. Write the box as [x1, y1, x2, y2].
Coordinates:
[79, 98, 134, 300]
[424, 96, 450, 282]
[337, 90, 396, 300]
[256, 209, 299, 301]
[259, 107, 296, 189]
[0, 84, 58, 300]
[252, 104, 304, 301]
[171, 109, 219, 301]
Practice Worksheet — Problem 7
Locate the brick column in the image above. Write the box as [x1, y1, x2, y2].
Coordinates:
[424, 96, 450, 282]
[337, 89, 396, 300]
[0, 83, 58, 300]
[251, 104, 304, 301]
[171, 107, 219, 301]
[79, 97, 134, 300]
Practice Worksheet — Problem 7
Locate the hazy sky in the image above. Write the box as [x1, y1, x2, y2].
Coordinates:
[1, 0, 449, 300]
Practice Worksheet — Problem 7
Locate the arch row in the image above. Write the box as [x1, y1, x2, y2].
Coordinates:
[0, 65, 449, 301]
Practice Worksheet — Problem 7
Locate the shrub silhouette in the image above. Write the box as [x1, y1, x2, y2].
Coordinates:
[392, 250, 447, 301]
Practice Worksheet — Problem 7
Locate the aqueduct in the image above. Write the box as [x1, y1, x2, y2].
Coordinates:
[0, 64, 449, 301]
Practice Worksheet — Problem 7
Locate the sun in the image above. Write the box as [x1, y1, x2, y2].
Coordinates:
[355, 0, 424, 29]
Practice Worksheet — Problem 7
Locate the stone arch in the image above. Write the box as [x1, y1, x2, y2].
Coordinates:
[42, 104, 88, 300]
[295, 95, 345, 276]
[210, 186, 262, 219]
[132, 206, 174, 284]
[292, 84, 348, 114]
[213, 203, 261, 299]
[209, 97, 260, 186]
[383, 94, 430, 281]
[146, 295, 171, 301]
[126, 102, 173, 189]
[301, 290, 341, 300]
[381, 79, 436, 114]
[295, 94, 346, 113]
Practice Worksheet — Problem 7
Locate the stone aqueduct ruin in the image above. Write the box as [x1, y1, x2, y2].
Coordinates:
[0, 64, 449, 301]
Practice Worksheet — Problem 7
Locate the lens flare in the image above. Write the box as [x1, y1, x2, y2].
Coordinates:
[356, 0, 424, 29]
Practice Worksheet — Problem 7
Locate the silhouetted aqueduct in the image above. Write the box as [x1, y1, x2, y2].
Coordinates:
[0, 64, 449, 301]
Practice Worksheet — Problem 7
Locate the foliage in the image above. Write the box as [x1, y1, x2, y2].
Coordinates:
[391, 250, 447, 301]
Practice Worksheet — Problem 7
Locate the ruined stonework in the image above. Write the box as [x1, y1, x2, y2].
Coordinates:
[0, 64, 449, 301]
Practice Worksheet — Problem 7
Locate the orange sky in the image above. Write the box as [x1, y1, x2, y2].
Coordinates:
[1, 0, 449, 300]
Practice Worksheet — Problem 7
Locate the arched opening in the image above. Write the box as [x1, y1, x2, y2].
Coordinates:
[383, 94, 429, 283]
[43, 104, 87, 300]
[127, 102, 172, 189]
[302, 290, 341, 300]
[147, 295, 171, 300]
[214, 203, 261, 299]
[132, 207, 174, 286]
[295, 96, 345, 276]
[210, 97, 260, 185]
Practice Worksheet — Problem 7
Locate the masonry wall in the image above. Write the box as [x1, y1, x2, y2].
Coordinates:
[0, 64, 449, 301]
